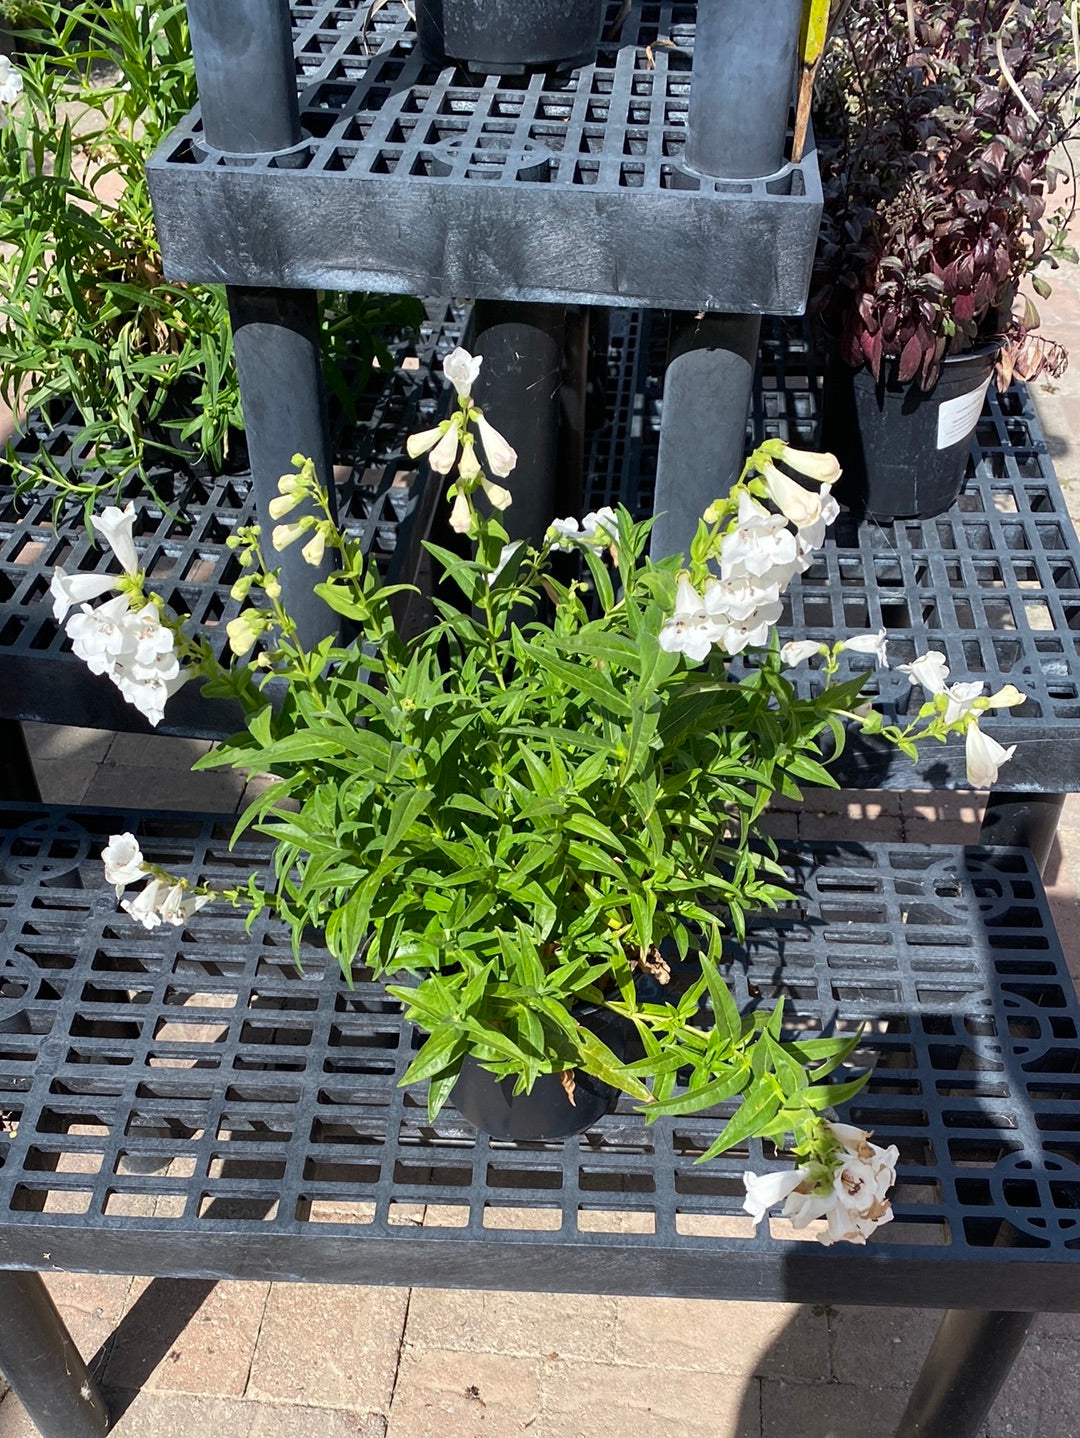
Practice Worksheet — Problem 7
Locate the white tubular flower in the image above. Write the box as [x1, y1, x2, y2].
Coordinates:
[120, 878, 166, 930]
[658, 575, 718, 664]
[796, 488, 841, 550]
[897, 650, 950, 695]
[0, 56, 23, 107]
[720, 492, 798, 582]
[762, 462, 825, 528]
[301, 529, 327, 567]
[943, 680, 985, 726]
[101, 832, 147, 895]
[774, 444, 842, 486]
[93, 501, 140, 576]
[268, 491, 303, 520]
[705, 575, 780, 625]
[442, 346, 483, 399]
[781, 639, 825, 668]
[271, 518, 311, 551]
[479, 474, 513, 511]
[226, 611, 266, 657]
[842, 629, 889, 669]
[122, 604, 176, 670]
[547, 517, 581, 552]
[986, 683, 1026, 709]
[114, 667, 187, 728]
[427, 421, 462, 475]
[65, 594, 134, 676]
[713, 601, 784, 657]
[159, 882, 211, 927]
[406, 424, 448, 460]
[581, 507, 619, 545]
[475, 412, 517, 478]
[448, 489, 473, 535]
[50, 567, 119, 623]
[965, 724, 1017, 787]
[742, 1168, 809, 1226]
[458, 436, 482, 480]
[782, 1123, 899, 1246]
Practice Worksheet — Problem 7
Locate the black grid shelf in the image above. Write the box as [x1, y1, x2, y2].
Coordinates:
[0, 802, 1078, 1309]
[0, 303, 465, 738]
[146, 2, 822, 311]
[587, 312, 1080, 793]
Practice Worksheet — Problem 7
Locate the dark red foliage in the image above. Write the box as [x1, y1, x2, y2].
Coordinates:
[812, 0, 1079, 391]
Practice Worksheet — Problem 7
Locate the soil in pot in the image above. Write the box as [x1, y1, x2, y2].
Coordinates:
[822, 343, 999, 522]
[415, 0, 604, 75]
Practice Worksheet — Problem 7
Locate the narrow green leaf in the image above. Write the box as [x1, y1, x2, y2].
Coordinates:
[694, 1080, 781, 1164]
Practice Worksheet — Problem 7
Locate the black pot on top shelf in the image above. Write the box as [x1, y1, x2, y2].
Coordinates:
[822, 342, 1000, 522]
[415, 0, 604, 76]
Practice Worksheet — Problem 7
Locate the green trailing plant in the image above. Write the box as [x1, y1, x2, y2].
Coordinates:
[0, 2, 423, 523]
[0, 1, 238, 517]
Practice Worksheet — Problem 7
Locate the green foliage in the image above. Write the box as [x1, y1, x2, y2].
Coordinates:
[813, 0, 1079, 388]
[0, 1, 238, 518]
[191, 447, 890, 1156]
[0, 4, 423, 523]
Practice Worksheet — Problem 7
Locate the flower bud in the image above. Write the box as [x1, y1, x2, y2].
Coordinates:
[301, 529, 327, 567]
[269, 492, 303, 520]
[272, 517, 313, 551]
[775, 444, 842, 485]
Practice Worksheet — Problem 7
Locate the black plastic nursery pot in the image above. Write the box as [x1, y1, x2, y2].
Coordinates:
[821, 343, 1000, 521]
[414, 0, 604, 75]
[451, 1004, 632, 1141]
[452, 1057, 617, 1140]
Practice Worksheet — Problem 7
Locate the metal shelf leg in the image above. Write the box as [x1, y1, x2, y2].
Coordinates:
[895, 1308, 1033, 1438]
[979, 791, 1064, 874]
[0, 1271, 109, 1438]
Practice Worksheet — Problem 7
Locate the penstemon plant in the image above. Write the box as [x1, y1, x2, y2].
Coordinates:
[54, 348, 1024, 1245]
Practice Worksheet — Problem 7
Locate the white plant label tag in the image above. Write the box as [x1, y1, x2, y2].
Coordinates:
[936, 375, 992, 449]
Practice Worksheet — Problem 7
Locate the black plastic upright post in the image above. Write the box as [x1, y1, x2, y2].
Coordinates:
[979, 792, 1064, 873]
[0, 1271, 110, 1438]
[650, 315, 762, 560]
[185, 0, 299, 154]
[684, 0, 803, 181]
[471, 302, 568, 544]
[896, 1309, 1034, 1438]
[185, 0, 337, 648]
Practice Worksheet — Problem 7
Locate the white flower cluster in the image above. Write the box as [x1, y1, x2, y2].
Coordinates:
[660, 451, 841, 663]
[547, 507, 619, 552]
[101, 832, 209, 930]
[406, 347, 518, 534]
[0, 56, 22, 108]
[897, 650, 1024, 786]
[743, 1122, 899, 1246]
[50, 503, 186, 726]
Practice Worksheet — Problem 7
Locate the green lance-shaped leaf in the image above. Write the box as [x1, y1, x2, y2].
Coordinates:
[695, 1077, 782, 1165]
